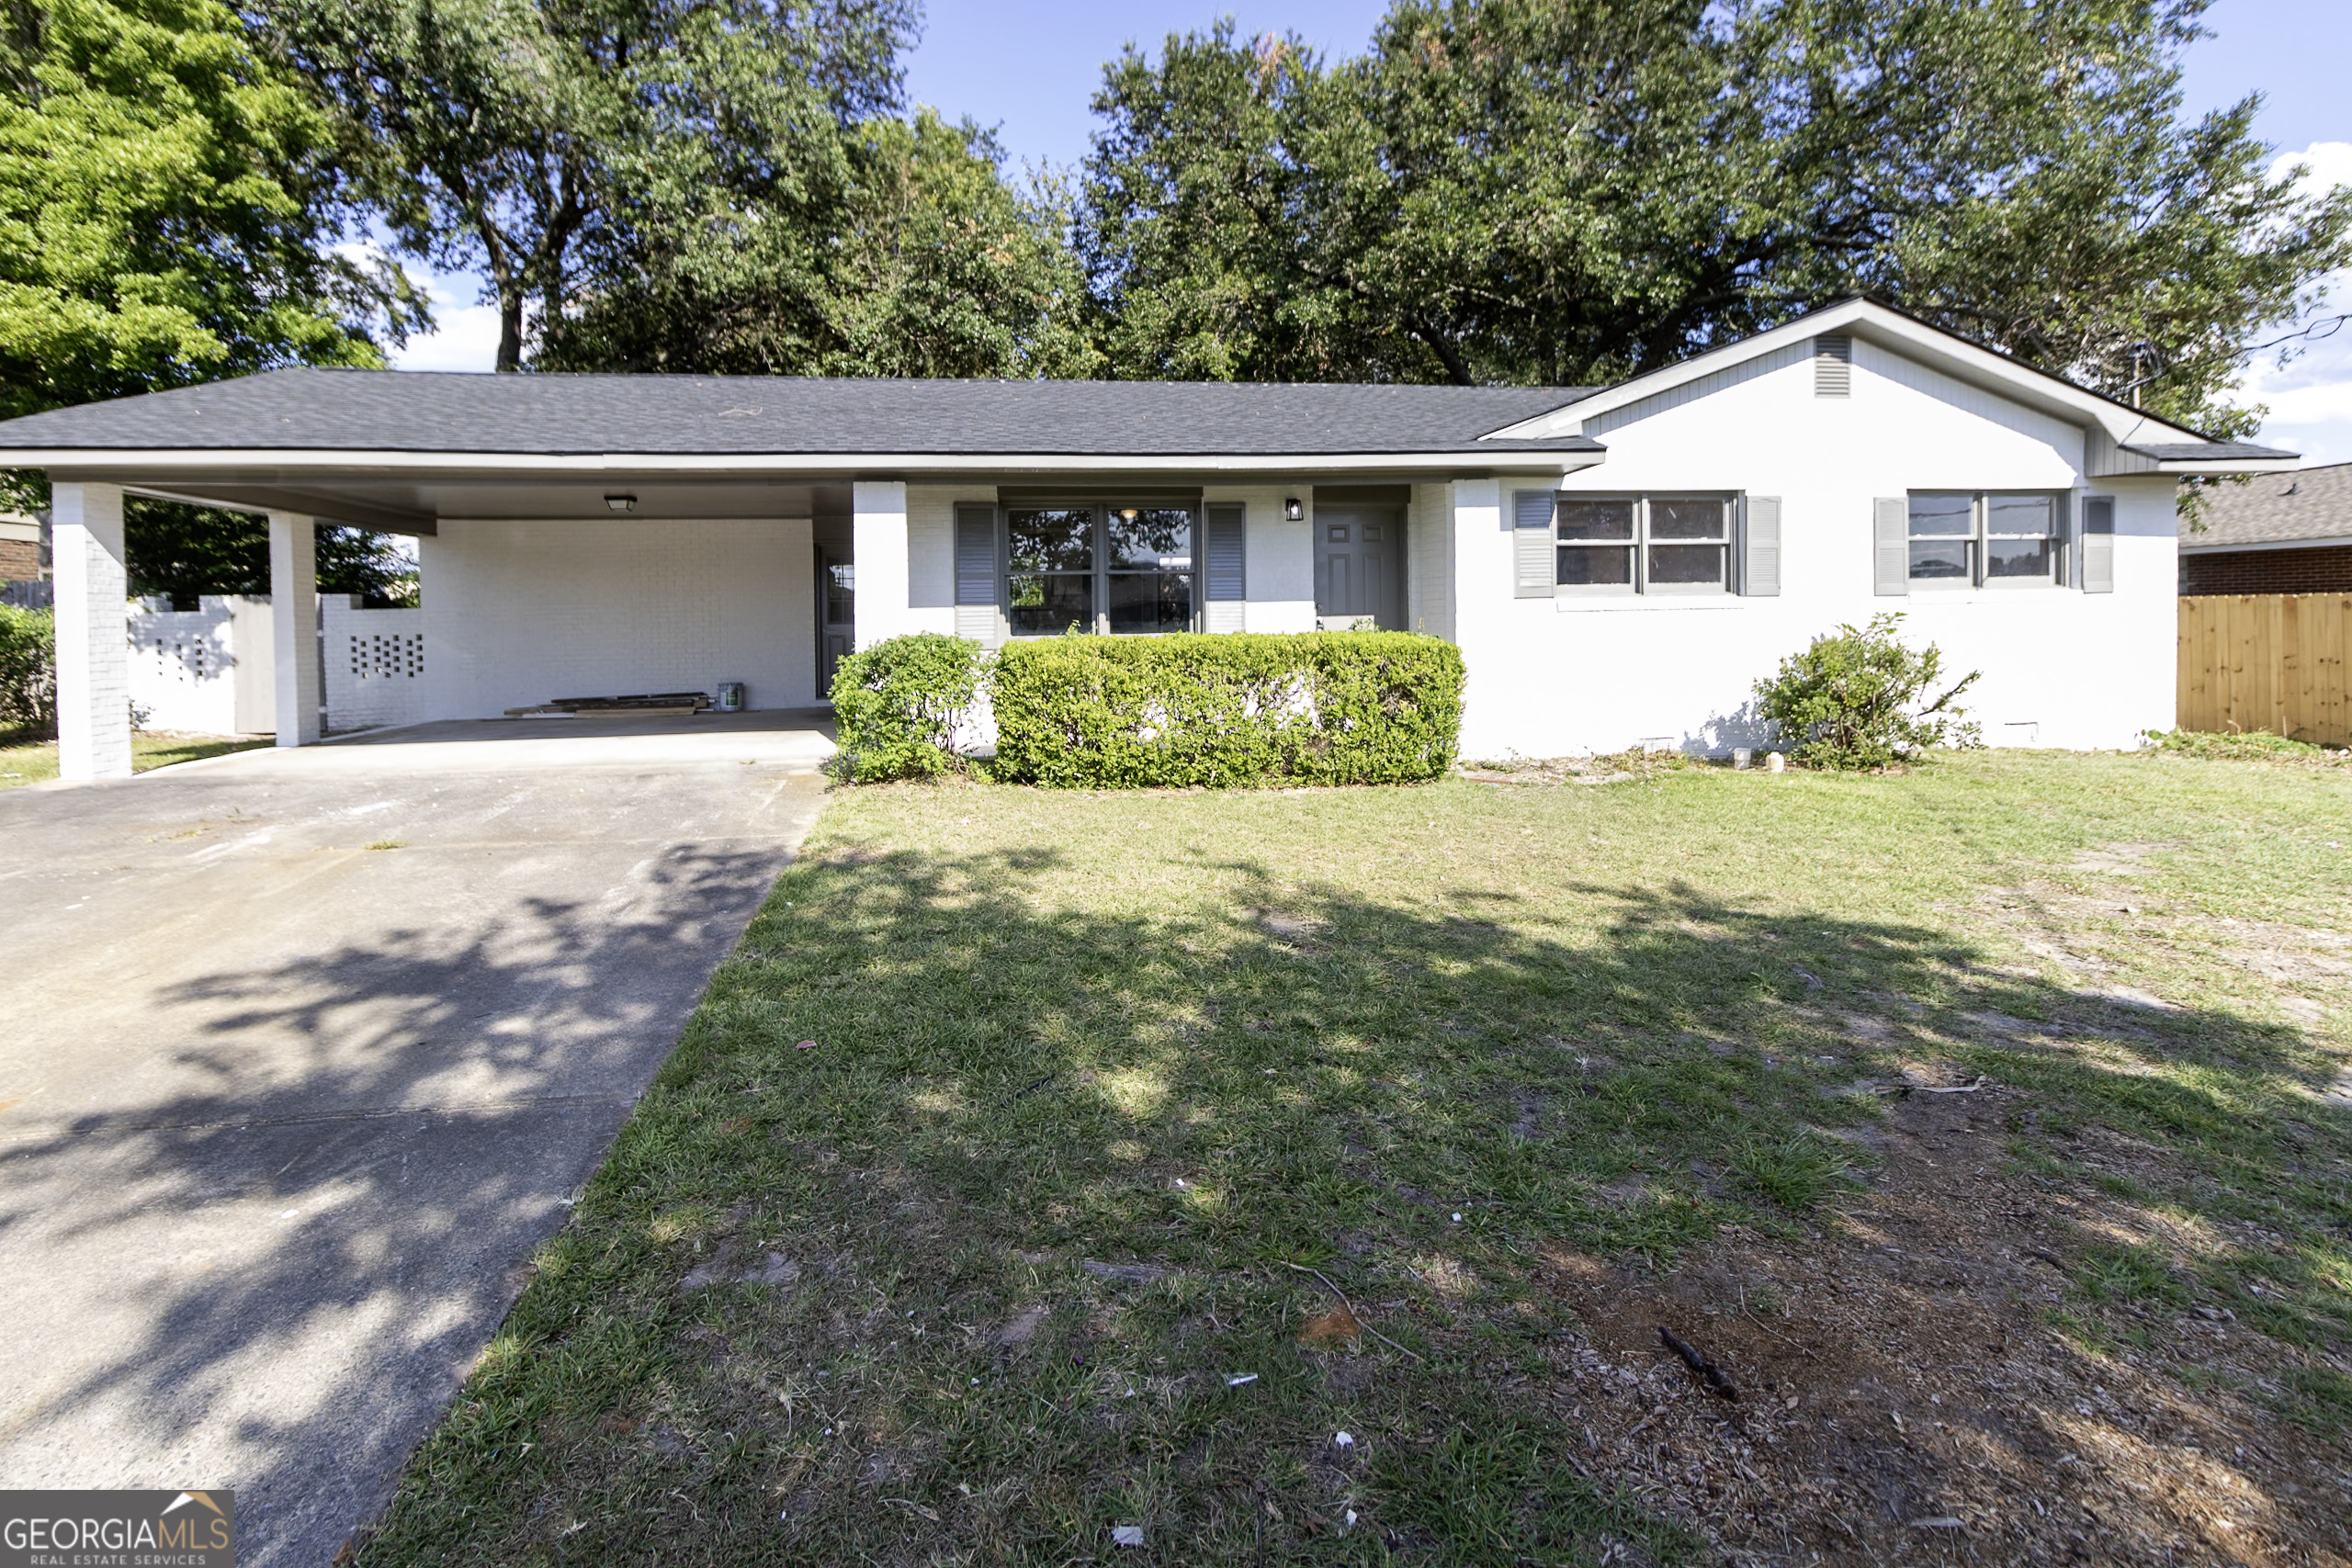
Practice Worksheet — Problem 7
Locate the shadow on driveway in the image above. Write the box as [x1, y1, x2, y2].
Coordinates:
[0, 734, 831, 1565]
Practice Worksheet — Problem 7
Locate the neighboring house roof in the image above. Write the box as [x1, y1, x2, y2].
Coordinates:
[2180, 462, 2352, 551]
[0, 371, 1603, 458]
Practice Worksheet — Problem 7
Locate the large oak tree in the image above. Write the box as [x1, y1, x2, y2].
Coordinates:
[1079, 0, 2351, 436]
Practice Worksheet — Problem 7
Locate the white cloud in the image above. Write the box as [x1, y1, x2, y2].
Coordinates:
[2269, 141, 2352, 193]
[388, 265, 503, 374]
[329, 239, 503, 374]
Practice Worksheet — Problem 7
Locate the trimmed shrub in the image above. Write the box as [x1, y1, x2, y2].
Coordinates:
[1752, 612, 1980, 770]
[0, 605, 56, 737]
[989, 630, 1464, 788]
[827, 632, 984, 782]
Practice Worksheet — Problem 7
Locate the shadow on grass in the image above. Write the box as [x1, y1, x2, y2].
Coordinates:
[345, 839, 2350, 1565]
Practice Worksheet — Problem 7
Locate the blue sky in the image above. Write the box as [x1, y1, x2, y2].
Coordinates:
[393, 0, 2352, 465]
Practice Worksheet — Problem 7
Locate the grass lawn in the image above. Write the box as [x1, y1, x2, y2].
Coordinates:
[357, 750, 2351, 1566]
[0, 728, 268, 786]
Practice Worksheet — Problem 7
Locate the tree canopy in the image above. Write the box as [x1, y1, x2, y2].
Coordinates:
[541, 108, 1100, 377]
[2, 0, 2343, 451]
[1079, 0, 2352, 435]
[269, 0, 1087, 378]
[0, 0, 420, 421]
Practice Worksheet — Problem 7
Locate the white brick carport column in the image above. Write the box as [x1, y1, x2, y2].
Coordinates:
[850, 479, 910, 649]
[268, 511, 322, 746]
[52, 479, 132, 779]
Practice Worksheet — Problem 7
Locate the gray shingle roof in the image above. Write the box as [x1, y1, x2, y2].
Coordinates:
[2182, 461, 2352, 548]
[0, 369, 1602, 457]
[2123, 441, 2301, 465]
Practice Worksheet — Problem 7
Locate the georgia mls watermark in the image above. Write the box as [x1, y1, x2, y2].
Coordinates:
[1, 1491, 234, 1567]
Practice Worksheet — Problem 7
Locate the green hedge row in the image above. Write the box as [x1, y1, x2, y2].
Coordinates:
[991, 631, 1464, 787]
[828, 630, 1464, 788]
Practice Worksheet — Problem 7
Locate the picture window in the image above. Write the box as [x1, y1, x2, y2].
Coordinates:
[1007, 502, 1195, 636]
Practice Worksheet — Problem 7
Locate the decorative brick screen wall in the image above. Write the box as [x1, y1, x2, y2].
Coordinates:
[322, 596, 426, 731]
[2180, 545, 2352, 596]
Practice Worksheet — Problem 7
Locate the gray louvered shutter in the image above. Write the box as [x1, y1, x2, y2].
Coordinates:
[1204, 502, 1245, 633]
[954, 502, 998, 643]
[1873, 497, 1909, 596]
[1741, 496, 1781, 596]
[2081, 495, 2115, 594]
[1513, 490, 1556, 598]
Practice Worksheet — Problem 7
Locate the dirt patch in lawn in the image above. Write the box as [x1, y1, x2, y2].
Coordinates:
[1529, 1083, 2352, 1566]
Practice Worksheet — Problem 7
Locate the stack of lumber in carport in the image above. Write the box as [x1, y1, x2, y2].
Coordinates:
[503, 692, 714, 718]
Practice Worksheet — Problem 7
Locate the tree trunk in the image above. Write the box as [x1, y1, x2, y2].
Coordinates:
[1413, 319, 1475, 386]
[495, 291, 524, 372]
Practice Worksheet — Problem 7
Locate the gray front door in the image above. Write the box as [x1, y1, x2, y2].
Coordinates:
[1315, 508, 1405, 629]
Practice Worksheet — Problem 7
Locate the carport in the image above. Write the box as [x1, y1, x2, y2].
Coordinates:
[23, 379, 870, 774]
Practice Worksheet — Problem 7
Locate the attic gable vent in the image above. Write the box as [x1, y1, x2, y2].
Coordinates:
[1815, 334, 1852, 397]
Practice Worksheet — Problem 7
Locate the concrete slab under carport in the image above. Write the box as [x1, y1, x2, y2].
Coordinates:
[0, 711, 837, 1564]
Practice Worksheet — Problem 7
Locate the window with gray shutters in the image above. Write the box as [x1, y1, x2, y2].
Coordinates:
[1004, 501, 1198, 636]
[1890, 491, 2064, 591]
[1539, 494, 1737, 596]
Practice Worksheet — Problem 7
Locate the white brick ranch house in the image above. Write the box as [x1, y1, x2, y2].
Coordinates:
[0, 299, 2292, 778]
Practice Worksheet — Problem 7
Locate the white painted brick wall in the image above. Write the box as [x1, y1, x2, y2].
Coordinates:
[1446, 339, 2182, 758]
[268, 513, 322, 746]
[129, 598, 247, 734]
[322, 596, 427, 732]
[52, 481, 131, 778]
[421, 515, 817, 717]
[1407, 481, 1453, 641]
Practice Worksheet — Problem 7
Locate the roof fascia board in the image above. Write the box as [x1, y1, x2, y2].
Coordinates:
[28, 449, 1609, 480]
[2147, 455, 2301, 476]
[1477, 299, 2217, 452]
[2178, 533, 2352, 554]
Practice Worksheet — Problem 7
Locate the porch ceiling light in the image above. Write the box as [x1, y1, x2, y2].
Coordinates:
[1283, 496, 1304, 521]
[605, 493, 638, 513]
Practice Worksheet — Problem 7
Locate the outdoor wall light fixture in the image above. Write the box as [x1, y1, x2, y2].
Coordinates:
[1283, 497, 1304, 521]
[605, 493, 638, 513]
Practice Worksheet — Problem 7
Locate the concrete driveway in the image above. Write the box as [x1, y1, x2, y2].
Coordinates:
[0, 713, 834, 1564]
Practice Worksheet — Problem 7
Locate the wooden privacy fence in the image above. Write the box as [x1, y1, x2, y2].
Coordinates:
[2177, 592, 2351, 746]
